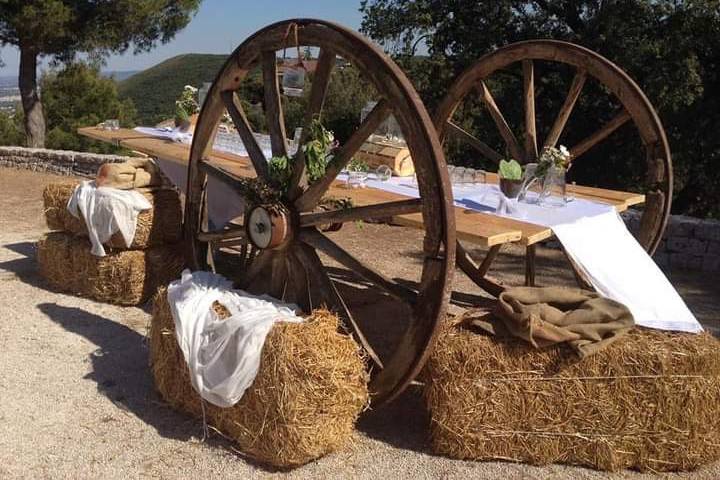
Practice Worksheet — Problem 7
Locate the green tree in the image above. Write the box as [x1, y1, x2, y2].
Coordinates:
[0, 0, 201, 147]
[40, 62, 136, 153]
[360, 0, 720, 218]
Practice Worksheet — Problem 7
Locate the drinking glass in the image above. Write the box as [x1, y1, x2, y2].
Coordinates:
[375, 165, 392, 182]
[346, 171, 368, 189]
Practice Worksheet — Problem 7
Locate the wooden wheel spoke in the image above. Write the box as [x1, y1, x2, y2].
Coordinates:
[446, 121, 503, 163]
[544, 69, 587, 150]
[261, 50, 288, 158]
[569, 110, 631, 161]
[294, 99, 391, 211]
[523, 60, 538, 161]
[220, 91, 269, 180]
[287, 48, 336, 199]
[293, 242, 384, 368]
[478, 81, 524, 162]
[299, 228, 417, 304]
[240, 250, 274, 291]
[299, 198, 422, 228]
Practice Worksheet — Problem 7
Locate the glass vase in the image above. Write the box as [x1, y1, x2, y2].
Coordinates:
[540, 166, 567, 207]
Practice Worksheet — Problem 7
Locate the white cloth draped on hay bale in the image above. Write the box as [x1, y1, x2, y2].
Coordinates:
[167, 269, 303, 408]
[67, 180, 151, 256]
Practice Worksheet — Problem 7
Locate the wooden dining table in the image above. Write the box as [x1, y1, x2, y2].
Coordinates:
[78, 126, 645, 290]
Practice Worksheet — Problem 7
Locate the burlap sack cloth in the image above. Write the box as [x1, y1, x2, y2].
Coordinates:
[480, 287, 634, 358]
[96, 158, 163, 190]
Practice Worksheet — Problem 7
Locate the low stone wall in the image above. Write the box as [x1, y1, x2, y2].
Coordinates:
[623, 210, 720, 273]
[0, 146, 131, 177]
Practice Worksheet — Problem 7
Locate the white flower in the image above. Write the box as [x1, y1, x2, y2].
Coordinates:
[559, 145, 569, 157]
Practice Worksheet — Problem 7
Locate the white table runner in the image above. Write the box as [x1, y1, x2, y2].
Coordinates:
[341, 174, 701, 333]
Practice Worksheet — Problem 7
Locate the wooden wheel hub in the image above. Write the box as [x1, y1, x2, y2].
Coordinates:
[246, 205, 292, 250]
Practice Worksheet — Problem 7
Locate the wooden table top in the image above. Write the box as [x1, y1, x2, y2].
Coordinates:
[79, 126, 645, 247]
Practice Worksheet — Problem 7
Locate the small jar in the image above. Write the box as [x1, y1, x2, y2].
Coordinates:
[346, 171, 368, 189]
[540, 166, 567, 207]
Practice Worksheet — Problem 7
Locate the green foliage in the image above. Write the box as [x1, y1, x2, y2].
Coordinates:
[498, 159, 522, 180]
[119, 54, 226, 125]
[266, 118, 336, 197]
[175, 84, 199, 116]
[0, 0, 201, 146]
[0, 1, 202, 59]
[303, 118, 335, 183]
[40, 62, 137, 153]
[361, 0, 720, 218]
[347, 158, 370, 173]
[0, 111, 24, 146]
[174, 104, 189, 125]
[268, 155, 292, 193]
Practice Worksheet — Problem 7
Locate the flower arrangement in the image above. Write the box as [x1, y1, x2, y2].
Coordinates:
[346, 158, 370, 173]
[174, 85, 199, 129]
[176, 85, 199, 115]
[536, 145, 571, 178]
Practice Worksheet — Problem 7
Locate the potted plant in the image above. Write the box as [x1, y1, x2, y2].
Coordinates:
[174, 85, 199, 130]
[498, 159, 523, 198]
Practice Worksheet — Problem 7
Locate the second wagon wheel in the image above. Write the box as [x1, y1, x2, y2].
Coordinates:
[184, 19, 456, 406]
[433, 40, 672, 291]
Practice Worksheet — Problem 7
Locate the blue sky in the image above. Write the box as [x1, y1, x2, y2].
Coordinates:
[0, 0, 364, 76]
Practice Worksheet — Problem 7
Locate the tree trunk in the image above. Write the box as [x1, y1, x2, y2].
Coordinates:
[19, 46, 45, 148]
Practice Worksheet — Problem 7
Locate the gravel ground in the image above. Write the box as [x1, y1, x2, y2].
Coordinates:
[1, 167, 718, 479]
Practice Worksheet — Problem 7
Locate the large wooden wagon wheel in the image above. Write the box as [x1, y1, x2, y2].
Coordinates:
[433, 40, 672, 292]
[184, 19, 455, 406]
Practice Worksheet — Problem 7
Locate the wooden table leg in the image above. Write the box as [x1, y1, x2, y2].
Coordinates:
[525, 244, 537, 287]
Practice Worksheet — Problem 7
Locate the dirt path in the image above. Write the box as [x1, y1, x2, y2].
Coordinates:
[1, 167, 718, 479]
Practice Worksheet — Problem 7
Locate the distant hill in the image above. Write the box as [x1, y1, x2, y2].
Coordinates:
[118, 53, 227, 125]
[102, 70, 139, 82]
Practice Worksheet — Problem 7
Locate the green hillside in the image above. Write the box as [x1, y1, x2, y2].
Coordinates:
[118, 53, 227, 125]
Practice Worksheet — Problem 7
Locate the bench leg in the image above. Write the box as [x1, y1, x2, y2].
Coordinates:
[456, 242, 505, 297]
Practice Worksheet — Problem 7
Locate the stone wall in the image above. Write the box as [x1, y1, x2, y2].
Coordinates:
[0, 146, 131, 177]
[623, 210, 720, 273]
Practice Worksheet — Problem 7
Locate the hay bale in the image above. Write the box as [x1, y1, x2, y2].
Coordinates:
[424, 316, 720, 472]
[149, 288, 369, 468]
[37, 232, 184, 305]
[43, 182, 182, 248]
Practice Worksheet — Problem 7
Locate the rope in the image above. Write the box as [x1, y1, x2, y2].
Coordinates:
[281, 22, 303, 67]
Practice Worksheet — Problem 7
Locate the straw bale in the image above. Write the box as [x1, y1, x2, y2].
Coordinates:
[36, 232, 184, 305]
[424, 314, 720, 472]
[43, 182, 182, 249]
[149, 289, 370, 468]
